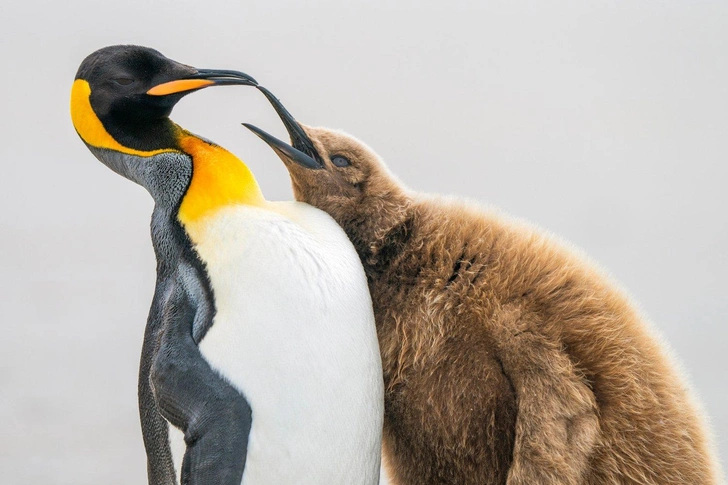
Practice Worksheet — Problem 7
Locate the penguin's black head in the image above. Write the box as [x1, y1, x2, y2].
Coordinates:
[76, 45, 196, 122]
[72, 45, 257, 152]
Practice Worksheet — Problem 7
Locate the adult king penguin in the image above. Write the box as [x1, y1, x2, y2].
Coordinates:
[243, 90, 724, 484]
[70, 45, 383, 485]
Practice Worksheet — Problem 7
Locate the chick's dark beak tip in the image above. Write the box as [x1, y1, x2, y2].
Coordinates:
[242, 123, 323, 170]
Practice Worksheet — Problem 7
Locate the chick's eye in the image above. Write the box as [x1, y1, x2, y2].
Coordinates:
[331, 155, 350, 167]
[112, 78, 135, 86]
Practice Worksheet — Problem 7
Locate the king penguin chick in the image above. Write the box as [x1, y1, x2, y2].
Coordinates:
[71, 45, 383, 485]
[243, 89, 724, 485]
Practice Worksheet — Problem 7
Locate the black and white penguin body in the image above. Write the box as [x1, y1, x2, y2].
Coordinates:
[175, 202, 383, 485]
[71, 45, 383, 485]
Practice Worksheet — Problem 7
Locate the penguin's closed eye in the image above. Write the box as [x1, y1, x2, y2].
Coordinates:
[112, 77, 135, 86]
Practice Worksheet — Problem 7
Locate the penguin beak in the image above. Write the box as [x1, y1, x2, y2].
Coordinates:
[242, 86, 325, 169]
[147, 69, 258, 96]
[243, 123, 322, 169]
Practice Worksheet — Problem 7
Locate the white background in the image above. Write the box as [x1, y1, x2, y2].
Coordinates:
[1, 1, 725, 483]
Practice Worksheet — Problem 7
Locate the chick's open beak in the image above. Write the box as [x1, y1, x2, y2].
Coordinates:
[243, 123, 322, 169]
[242, 85, 324, 169]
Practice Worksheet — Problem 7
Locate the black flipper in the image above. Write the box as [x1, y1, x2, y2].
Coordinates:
[139, 280, 177, 485]
[150, 280, 252, 485]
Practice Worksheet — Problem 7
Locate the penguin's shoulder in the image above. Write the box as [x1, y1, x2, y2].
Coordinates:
[266, 201, 368, 274]
[183, 202, 331, 245]
[185, 201, 360, 277]
[265, 200, 349, 240]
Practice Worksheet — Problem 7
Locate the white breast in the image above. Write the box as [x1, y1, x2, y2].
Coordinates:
[172, 202, 383, 485]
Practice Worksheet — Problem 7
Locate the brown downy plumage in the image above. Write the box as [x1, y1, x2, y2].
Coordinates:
[243, 89, 723, 485]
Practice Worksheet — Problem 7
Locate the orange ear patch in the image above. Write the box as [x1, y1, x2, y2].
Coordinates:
[70, 79, 176, 157]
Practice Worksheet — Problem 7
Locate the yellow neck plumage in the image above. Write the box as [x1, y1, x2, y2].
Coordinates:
[176, 133, 265, 225]
[70, 79, 265, 228]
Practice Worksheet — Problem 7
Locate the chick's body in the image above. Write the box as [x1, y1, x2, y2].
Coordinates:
[244, 109, 723, 484]
[370, 195, 715, 484]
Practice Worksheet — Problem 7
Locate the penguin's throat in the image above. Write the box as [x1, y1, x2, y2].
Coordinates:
[177, 132, 265, 232]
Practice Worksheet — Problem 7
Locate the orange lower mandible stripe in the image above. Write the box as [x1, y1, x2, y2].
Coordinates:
[147, 79, 215, 96]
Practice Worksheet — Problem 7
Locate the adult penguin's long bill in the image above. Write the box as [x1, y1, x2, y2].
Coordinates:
[71, 45, 384, 485]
